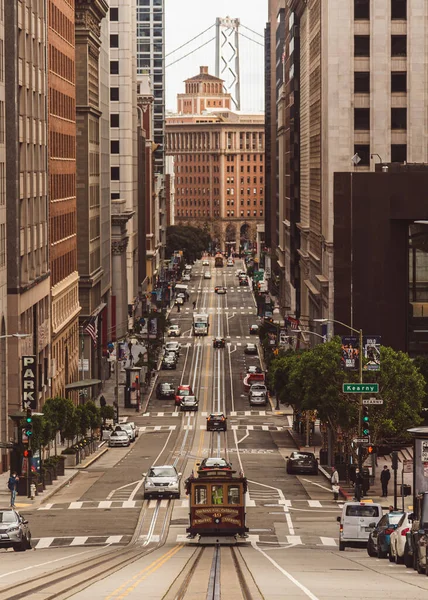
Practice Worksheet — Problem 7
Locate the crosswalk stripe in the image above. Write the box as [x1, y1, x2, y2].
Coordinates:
[320, 537, 337, 546]
[70, 536, 88, 546]
[106, 535, 123, 545]
[287, 535, 302, 545]
[36, 537, 55, 549]
[308, 500, 322, 508]
[247, 425, 254, 431]
[69, 502, 83, 510]
[122, 501, 136, 508]
[38, 503, 53, 511]
[98, 501, 112, 509]
[262, 425, 268, 431]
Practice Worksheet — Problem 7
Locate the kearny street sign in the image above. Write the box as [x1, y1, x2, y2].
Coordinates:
[342, 383, 379, 393]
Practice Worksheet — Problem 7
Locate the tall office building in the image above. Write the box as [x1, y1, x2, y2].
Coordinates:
[48, 0, 80, 398]
[166, 67, 265, 251]
[136, 0, 166, 267]
[109, 1, 138, 336]
[276, 0, 423, 330]
[0, 1, 7, 472]
[5, 1, 51, 417]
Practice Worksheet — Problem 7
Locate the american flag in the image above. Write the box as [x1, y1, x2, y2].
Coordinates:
[287, 316, 300, 330]
[85, 316, 98, 347]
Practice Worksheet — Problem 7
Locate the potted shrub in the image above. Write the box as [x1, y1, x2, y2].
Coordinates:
[61, 447, 77, 467]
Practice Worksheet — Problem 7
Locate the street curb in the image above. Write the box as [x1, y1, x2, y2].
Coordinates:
[318, 464, 351, 500]
[75, 447, 109, 470]
[38, 470, 80, 506]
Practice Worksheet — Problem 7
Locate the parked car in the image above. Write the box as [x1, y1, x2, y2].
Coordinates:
[286, 451, 318, 475]
[204, 271, 212, 279]
[206, 412, 227, 431]
[167, 324, 181, 337]
[0, 509, 31, 552]
[109, 430, 130, 447]
[117, 423, 136, 442]
[213, 337, 225, 348]
[182, 274, 191, 282]
[389, 512, 412, 563]
[367, 511, 404, 558]
[244, 343, 258, 355]
[165, 342, 180, 356]
[127, 421, 139, 438]
[249, 383, 268, 406]
[406, 491, 428, 573]
[162, 355, 177, 370]
[142, 465, 181, 500]
[249, 324, 259, 335]
[247, 365, 262, 374]
[156, 382, 176, 399]
[215, 286, 227, 294]
[175, 384, 194, 406]
[337, 502, 382, 551]
[180, 396, 198, 411]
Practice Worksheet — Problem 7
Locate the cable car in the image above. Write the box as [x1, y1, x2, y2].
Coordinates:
[185, 467, 248, 541]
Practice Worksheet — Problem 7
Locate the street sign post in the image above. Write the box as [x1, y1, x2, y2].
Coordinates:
[353, 437, 370, 444]
[362, 397, 383, 405]
[343, 383, 379, 393]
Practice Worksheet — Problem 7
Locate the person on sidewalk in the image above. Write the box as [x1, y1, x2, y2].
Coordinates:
[8, 472, 19, 508]
[380, 465, 391, 497]
[192, 301, 196, 310]
[331, 467, 340, 501]
[354, 468, 363, 501]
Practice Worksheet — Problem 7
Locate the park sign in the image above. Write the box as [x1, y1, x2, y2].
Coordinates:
[21, 355, 37, 410]
[343, 383, 379, 393]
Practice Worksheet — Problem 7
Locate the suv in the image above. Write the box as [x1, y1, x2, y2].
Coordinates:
[0, 510, 31, 552]
[406, 491, 428, 573]
[165, 341, 180, 357]
[156, 382, 175, 399]
[142, 465, 181, 499]
[175, 384, 193, 406]
[337, 502, 382, 551]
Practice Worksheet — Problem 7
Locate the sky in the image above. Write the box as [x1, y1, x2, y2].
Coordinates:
[165, 0, 268, 113]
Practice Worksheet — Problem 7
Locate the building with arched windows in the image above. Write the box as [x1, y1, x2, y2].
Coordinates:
[165, 67, 265, 252]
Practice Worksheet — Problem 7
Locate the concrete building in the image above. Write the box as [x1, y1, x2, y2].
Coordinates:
[48, 0, 80, 398]
[166, 67, 265, 251]
[277, 0, 424, 333]
[0, 1, 6, 471]
[165, 156, 175, 227]
[5, 0, 51, 423]
[109, 1, 139, 331]
[75, 0, 110, 388]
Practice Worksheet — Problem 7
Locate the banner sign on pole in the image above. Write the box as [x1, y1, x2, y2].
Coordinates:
[21, 355, 37, 410]
[363, 336, 381, 371]
[341, 336, 360, 371]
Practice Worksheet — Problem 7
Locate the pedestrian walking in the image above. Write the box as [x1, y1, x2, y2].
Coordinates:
[8, 472, 19, 508]
[380, 465, 391, 497]
[331, 467, 340, 501]
[192, 301, 196, 310]
[177, 304, 181, 313]
[354, 468, 363, 501]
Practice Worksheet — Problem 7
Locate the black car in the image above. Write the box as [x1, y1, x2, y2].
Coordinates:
[180, 396, 198, 411]
[206, 412, 227, 431]
[156, 382, 175, 399]
[162, 355, 177, 370]
[367, 511, 404, 558]
[213, 337, 225, 348]
[249, 324, 259, 335]
[286, 451, 318, 475]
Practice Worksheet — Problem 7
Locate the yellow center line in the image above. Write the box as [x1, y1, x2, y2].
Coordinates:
[104, 544, 183, 600]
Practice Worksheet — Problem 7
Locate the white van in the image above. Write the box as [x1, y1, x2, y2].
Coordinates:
[337, 502, 382, 551]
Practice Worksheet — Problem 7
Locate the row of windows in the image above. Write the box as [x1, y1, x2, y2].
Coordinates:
[354, 71, 406, 93]
[48, 44, 75, 84]
[226, 200, 264, 207]
[49, 87, 75, 121]
[51, 249, 76, 287]
[355, 35, 407, 58]
[49, 1, 74, 45]
[176, 209, 263, 219]
[354, 0, 406, 20]
[0, 163, 5, 206]
[50, 211, 76, 245]
[354, 108, 407, 130]
[227, 188, 263, 195]
[176, 155, 220, 162]
[50, 173, 75, 201]
[226, 154, 264, 162]
[49, 131, 75, 159]
[0, 223, 5, 268]
[354, 144, 407, 166]
[0, 40, 4, 83]
[227, 166, 264, 174]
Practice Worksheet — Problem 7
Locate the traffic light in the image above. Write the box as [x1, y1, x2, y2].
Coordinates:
[367, 445, 377, 454]
[362, 406, 370, 436]
[25, 408, 33, 438]
[391, 451, 399, 471]
[23, 448, 32, 459]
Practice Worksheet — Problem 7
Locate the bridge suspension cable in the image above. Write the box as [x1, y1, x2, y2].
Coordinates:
[165, 37, 216, 69]
[165, 24, 215, 58]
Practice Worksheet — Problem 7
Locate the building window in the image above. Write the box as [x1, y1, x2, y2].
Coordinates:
[110, 34, 119, 48]
[354, 36, 370, 57]
[391, 0, 406, 20]
[111, 193, 120, 200]
[391, 108, 407, 129]
[391, 35, 406, 57]
[354, 108, 370, 130]
[354, 72, 370, 93]
[391, 144, 407, 163]
[111, 114, 119, 127]
[111, 167, 120, 180]
[391, 72, 406, 92]
[111, 140, 120, 154]
[354, 144, 370, 166]
[354, 0, 369, 19]
[110, 61, 119, 75]
[110, 7, 119, 21]
[110, 87, 119, 101]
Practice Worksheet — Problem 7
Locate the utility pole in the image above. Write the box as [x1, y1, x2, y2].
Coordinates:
[392, 451, 398, 510]
[113, 340, 119, 423]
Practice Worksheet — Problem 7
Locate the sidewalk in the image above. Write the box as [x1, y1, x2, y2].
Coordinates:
[287, 423, 413, 510]
[0, 443, 109, 511]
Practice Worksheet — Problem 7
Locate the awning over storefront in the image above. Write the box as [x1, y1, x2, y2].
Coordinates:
[65, 379, 101, 391]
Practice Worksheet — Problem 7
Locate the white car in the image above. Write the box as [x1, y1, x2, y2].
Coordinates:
[143, 465, 181, 500]
[389, 512, 412, 563]
[227, 259, 234, 266]
[202, 259, 210, 266]
[109, 431, 130, 447]
[175, 296, 184, 305]
[182, 274, 191, 281]
[168, 324, 181, 337]
[236, 269, 245, 277]
[204, 271, 211, 279]
[117, 423, 135, 442]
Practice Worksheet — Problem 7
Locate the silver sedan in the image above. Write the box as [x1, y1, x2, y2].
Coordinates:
[0, 509, 31, 552]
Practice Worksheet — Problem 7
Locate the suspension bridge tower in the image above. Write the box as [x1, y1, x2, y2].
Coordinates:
[215, 16, 241, 110]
